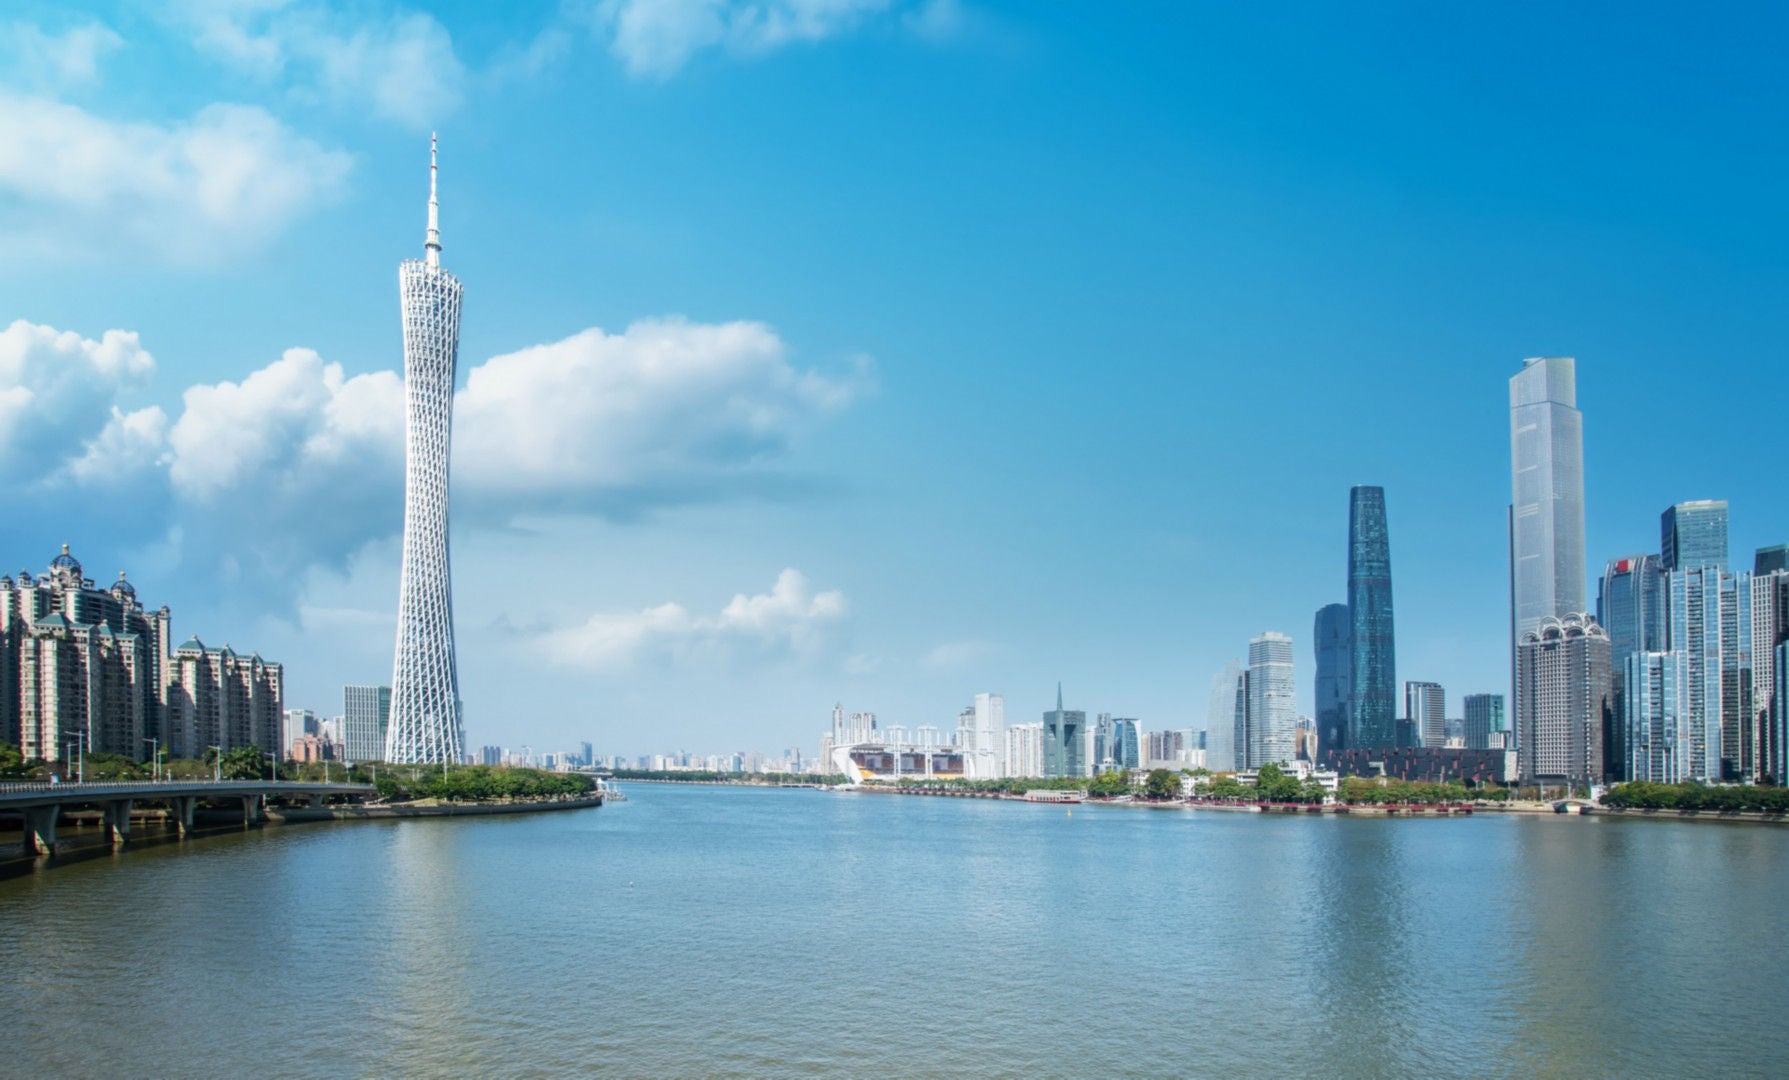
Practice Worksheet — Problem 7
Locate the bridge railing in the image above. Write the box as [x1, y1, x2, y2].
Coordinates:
[0, 780, 372, 794]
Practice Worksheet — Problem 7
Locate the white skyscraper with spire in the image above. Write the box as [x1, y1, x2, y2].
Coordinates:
[385, 135, 465, 765]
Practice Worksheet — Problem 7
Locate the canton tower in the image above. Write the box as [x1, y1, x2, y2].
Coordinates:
[385, 134, 465, 765]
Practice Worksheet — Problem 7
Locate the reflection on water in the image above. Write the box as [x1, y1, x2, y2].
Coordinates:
[2, 788, 1784, 1078]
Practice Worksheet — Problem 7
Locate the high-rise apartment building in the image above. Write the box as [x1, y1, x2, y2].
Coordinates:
[1509, 356, 1587, 775]
[1661, 500, 1729, 573]
[1516, 613, 1611, 788]
[342, 685, 392, 764]
[387, 136, 466, 766]
[1313, 602, 1350, 760]
[1347, 486, 1396, 749]
[1666, 567, 1752, 780]
[1245, 632, 1296, 768]
[1005, 722, 1045, 778]
[1404, 681, 1445, 748]
[165, 638, 284, 762]
[958, 692, 1005, 778]
[1463, 693, 1506, 750]
[1043, 684, 1086, 778]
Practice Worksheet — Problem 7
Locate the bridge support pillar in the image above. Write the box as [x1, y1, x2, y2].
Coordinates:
[171, 796, 196, 837]
[241, 794, 265, 826]
[21, 806, 58, 857]
[103, 799, 134, 846]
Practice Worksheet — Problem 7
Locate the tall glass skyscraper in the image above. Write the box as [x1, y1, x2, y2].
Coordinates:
[1661, 500, 1729, 572]
[1404, 681, 1446, 748]
[1313, 603, 1350, 760]
[1509, 356, 1586, 767]
[1463, 693, 1506, 750]
[1598, 554, 1666, 778]
[386, 136, 466, 765]
[1347, 486, 1396, 749]
[1043, 684, 1085, 778]
[1204, 659, 1241, 772]
[1247, 631, 1297, 767]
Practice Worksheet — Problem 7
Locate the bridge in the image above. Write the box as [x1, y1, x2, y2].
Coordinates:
[0, 780, 377, 856]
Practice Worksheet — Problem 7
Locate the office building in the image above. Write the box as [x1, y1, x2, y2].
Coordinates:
[1243, 632, 1296, 768]
[1463, 693, 1507, 750]
[342, 685, 392, 764]
[965, 692, 1005, 777]
[1598, 553, 1667, 776]
[1660, 500, 1729, 573]
[1204, 659, 1241, 772]
[1005, 722, 1045, 778]
[284, 709, 322, 756]
[1516, 613, 1611, 788]
[1043, 684, 1085, 778]
[1624, 651, 1690, 783]
[1509, 357, 1587, 774]
[1111, 717, 1140, 770]
[1666, 567, 1753, 780]
[1755, 544, 1789, 576]
[1752, 570, 1789, 782]
[1404, 681, 1446, 748]
[387, 137, 466, 765]
[1313, 602, 1351, 759]
[1347, 486, 1397, 749]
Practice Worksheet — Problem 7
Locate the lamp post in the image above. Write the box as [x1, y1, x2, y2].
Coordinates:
[64, 730, 87, 784]
[142, 737, 160, 782]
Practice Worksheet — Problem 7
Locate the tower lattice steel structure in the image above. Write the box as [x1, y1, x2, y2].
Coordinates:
[385, 134, 465, 765]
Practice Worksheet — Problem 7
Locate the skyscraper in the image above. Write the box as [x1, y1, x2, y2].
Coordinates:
[1751, 570, 1789, 782]
[1754, 544, 1789, 576]
[1661, 500, 1729, 573]
[1404, 681, 1445, 748]
[1043, 684, 1085, 778]
[1246, 632, 1296, 767]
[1347, 485, 1396, 749]
[1625, 651, 1690, 783]
[1111, 718, 1141, 769]
[1204, 659, 1241, 772]
[1598, 554, 1666, 778]
[1463, 693, 1506, 750]
[1516, 613, 1611, 788]
[1509, 356, 1587, 772]
[1313, 602, 1350, 760]
[1664, 567, 1752, 781]
[386, 136, 466, 766]
[962, 691, 1005, 778]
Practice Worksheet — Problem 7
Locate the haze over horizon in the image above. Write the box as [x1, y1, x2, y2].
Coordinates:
[2, 1, 1784, 755]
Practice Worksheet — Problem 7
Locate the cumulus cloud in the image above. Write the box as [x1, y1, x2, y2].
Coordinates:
[1, 19, 124, 89]
[0, 93, 351, 263]
[3, 316, 868, 608]
[167, 0, 465, 128]
[587, 0, 952, 78]
[0, 320, 157, 485]
[541, 569, 847, 669]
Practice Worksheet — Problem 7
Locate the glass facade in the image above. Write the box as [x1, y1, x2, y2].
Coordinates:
[1661, 500, 1729, 572]
[1463, 693, 1506, 750]
[1313, 603, 1350, 760]
[1347, 485, 1397, 749]
[1404, 681, 1446, 748]
[1247, 632, 1296, 768]
[1666, 568, 1753, 781]
[1509, 356, 1586, 773]
[1042, 684, 1085, 778]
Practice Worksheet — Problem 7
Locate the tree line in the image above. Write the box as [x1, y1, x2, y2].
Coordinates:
[1602, 781, 1789, 813]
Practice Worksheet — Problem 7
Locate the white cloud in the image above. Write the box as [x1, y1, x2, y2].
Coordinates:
[457, 317, 873, 507]
[541, 568, 847, 669]
[2, 19, 125, 89]
[168, 1, 465, 128]
[0, 93, 351, 263]
[2, 316, 868, 607]
[589, 0, 953, 78]
[0, 320, 157, 485]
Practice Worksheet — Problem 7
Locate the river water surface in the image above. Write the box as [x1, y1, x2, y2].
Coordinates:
[3, 784, 1785, 1078]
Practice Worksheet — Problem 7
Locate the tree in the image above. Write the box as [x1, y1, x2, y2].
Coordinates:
[1208, 775, 1248, 800]
[1088, 770, 1131, 797]
[1144, 768, 1179, 799]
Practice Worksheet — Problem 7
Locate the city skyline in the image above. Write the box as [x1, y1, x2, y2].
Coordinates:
[0, 3, 1784, 755]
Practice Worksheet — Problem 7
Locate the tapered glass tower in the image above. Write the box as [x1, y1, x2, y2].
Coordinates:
[385, 135, 465, 765]
[1347, 485, 1396, 748]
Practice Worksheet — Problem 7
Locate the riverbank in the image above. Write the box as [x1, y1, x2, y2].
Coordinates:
[267, 794, 604, 821]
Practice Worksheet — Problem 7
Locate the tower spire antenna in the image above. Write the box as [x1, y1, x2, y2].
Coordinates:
[425, 132, 441, 268]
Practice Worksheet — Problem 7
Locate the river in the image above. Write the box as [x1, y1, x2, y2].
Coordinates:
[3, 783, 1784, 1078]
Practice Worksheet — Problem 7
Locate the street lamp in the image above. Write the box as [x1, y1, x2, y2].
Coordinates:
[142, 737, 160, 782]
[64, 730, 87, 784]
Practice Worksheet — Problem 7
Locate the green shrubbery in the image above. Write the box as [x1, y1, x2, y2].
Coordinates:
[374, 764, 595, 803]
[1334, 776, 1507, 805]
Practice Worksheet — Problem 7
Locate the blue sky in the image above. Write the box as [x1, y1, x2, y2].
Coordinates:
[2, 1, 1785, 756]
